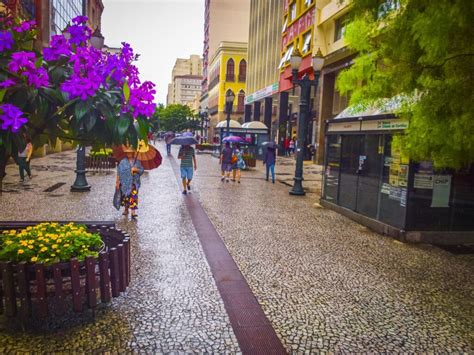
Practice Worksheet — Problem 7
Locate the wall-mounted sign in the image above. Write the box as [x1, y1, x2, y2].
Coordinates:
[431, 175, 451, 208]
[327, 121, 361, 132]
[245, 83, 279, 105]
[361, 119, 409, 131]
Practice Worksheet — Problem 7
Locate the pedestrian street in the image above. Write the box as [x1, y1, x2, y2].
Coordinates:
[0, 144, 473, 353]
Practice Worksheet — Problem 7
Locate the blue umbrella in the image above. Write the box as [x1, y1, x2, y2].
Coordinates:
[170, 136, 199, 145]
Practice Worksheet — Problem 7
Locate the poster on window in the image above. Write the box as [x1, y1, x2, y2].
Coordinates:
[431, 175, 451, 208]
[414, 173, 434, 189]
[398, 165, 409, 187]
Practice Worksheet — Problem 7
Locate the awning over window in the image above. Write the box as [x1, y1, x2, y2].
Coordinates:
[335, 96, 408, 119]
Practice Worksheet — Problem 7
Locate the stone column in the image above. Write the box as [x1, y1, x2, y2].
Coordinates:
[253, 101, 261, 122]
[244, 104, 252, 123]
[264, 97, 272, 130]
[277, 92, 289, 155]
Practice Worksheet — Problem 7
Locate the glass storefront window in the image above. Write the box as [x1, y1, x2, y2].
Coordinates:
[323, 135, 341, 202]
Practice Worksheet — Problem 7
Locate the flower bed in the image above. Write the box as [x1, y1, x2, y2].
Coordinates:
[242, 155, 256, 168]
[0, 222, 130, 320]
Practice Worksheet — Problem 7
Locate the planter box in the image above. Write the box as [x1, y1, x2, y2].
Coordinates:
[196, 144, 214, 151]
[243, 157, 256, 168]
[0, 222, 130, 320]
[85, 156, 117, 171]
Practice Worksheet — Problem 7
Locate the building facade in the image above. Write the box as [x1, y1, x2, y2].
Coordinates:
[245, 0, 283, 138]
[207, 42, 247, 138]
[201, 0, 251, 123]
[314, 0, 352, 163]
[172, 75, 202, 108]
[167, 55, 203, 106]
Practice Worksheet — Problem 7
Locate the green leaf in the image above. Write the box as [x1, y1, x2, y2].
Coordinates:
[0, 89, 5, 103]
[75, 100, 89, 122]
[117, 116, 130, 138]
[84, 112, 97, 132]
[123, 81, 130, 102]
[35, 56, 43, 69]
[135, 116, 149, 140]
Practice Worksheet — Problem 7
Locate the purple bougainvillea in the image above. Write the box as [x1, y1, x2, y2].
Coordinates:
[0, 104, 28, 132]
[0, 31, 14, 52]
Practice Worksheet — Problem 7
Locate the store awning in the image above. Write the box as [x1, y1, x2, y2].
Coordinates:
[242, 121, 268, 129]
[335, 96, 407, 120]
[216, 120, 242, 128]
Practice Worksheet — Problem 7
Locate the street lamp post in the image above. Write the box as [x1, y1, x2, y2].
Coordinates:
[225, 90, 235, 137]
[199, 106, 209, 143]
[71, 30, 105, 192]
[289, 48, 324, 196]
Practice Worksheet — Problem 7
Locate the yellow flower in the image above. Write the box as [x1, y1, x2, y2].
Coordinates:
[57, 239, 62, 243]
[5, 240, 13, 245]
[43, 238, 50, 243]
[51, 253, 56, 257]
[64, 244, 70, 248]
[52, 244, 58, 249]
[9, 230, 16, 235]
[26, 226, 32, 231]
[20, 240, 28, 247]
[40, 247, 48, 252]
[28, 240, 34, 244]
[27, 245, 33, 249]
[31, 257, 38, 262]
[17, 249, 24, 254]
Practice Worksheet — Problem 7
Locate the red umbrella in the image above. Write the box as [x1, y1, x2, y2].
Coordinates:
[113, 142, 162, 170]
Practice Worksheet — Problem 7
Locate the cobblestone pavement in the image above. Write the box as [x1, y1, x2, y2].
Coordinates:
[0, 145, 473, 353]
[0, 150, 240, 353]
[192, 148, 474, 353]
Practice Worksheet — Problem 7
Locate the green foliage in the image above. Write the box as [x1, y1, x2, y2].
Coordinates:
[155, 104, 199, 133]
[0, 223, 103, 265]
[337, 0, 474, 169]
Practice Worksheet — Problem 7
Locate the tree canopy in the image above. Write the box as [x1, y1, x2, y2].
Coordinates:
[337, 0, 474, 169]
[154, 104, 200, 133]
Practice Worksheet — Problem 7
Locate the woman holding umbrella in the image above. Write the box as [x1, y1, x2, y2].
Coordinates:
[115, 145, 145, 219]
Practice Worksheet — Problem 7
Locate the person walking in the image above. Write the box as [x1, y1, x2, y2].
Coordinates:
[165, 133, 174, 155]
[231, 144, 245, 183]
[289, 137, 295, 156]
[178, 144, 197, 195]
[18, 135, 33, 182]
[263, 145, 277, 183]
[220, 141, 233, 182]
[116, 146, 144, 219]
[283, 137, 290, 157]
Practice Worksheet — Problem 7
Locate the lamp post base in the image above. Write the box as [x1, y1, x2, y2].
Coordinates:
[289, 177, 306, 196]
[71, 170, 91, 192]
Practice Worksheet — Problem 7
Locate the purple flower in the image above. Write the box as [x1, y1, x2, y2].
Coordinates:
[0, 31, 14, 52]
[7, 51, 36, 72]
[0, 79, 16, 88]
[128, 81, 156, 118]
[23, 67, 49, 88]
[61, 73, 102, 101]
[13, 20, 36, 33]
[72, 16, 88, 25]
[43, 35, 71, 61]
[0, 104, 28, 133]
[67, 23, 92, 45]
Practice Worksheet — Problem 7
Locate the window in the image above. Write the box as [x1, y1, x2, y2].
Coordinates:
[278, 44, 294, 69]
[238, 59, 247, 82]
[290, 2, 297, 21]
[302, 31, 312, 54]
[237, 90, 245, 113]
[51, 0, 84, 36]
[226, 58, 235, 81]
[282, 17, 288, 33]
[334, 14, 349, 42]
[332, 73, 349, 115]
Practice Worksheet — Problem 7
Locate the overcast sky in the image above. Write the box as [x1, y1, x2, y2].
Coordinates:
[101, 0, 204, 104]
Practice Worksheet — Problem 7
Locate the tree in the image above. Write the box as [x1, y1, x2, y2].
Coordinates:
[0, 14, 156, 187]
[156, 104, 198, 133]
[337, 0, 474, 169]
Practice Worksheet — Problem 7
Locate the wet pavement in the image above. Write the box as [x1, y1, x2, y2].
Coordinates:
[0, 144, 473, 353]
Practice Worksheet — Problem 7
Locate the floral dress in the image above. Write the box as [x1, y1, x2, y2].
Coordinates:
[117, 158, 144, 210]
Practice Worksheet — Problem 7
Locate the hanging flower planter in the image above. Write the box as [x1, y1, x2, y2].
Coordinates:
[0, 222, 130, 320]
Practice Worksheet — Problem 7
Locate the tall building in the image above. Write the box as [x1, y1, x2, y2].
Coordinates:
[207, 41, 247, 137]
[314, 0, 352, 163]
[245, 0, 284, 139]
[201, 0, 251, 120]
[166, 55, 203, 107]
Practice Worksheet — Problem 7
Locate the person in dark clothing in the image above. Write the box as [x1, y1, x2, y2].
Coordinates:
[220, 141, 233, 182]
[263, 146, 276, 183]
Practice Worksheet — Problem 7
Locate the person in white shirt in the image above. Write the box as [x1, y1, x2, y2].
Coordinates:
[18, 135, 33, 182]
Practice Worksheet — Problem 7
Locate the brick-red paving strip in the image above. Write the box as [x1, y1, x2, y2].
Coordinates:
[170, 158, 286, 354]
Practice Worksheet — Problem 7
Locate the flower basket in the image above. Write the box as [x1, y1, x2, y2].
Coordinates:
[0, 222, 130, 320]
[196, 143, 213, 151]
